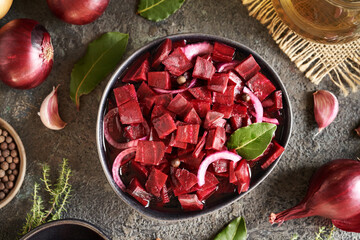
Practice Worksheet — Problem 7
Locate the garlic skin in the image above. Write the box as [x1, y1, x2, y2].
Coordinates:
[313, 90, 339, 132]
[39, 85, 67, 130]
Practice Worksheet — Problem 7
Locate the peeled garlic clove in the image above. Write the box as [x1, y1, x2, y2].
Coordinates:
[313, 90, 339, 132]
[39, 85, 67, 130]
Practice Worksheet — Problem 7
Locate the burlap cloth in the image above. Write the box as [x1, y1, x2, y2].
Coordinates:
[242, 0, 360, 95]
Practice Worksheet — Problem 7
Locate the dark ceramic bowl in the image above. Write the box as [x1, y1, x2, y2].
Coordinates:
[20, 219, 110, 240]
[96, 33, 292, 221]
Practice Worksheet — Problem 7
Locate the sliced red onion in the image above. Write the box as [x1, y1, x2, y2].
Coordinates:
[181, 42, 213, 61]
[216, 60, 241, 73]
[197, 151, 241, 186]
[262, 116, 279, 125]
[112, 147, 137, 191]
[243, 87, 263, 123]
[152, 78, 197, 94]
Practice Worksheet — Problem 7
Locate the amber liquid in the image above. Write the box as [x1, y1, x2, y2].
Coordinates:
[272, 0, 360, 43]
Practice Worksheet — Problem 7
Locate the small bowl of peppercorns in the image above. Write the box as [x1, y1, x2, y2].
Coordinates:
[0, 117, 26, 209]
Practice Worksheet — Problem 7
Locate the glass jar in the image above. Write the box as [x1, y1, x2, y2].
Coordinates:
[272, 0, 360, 43]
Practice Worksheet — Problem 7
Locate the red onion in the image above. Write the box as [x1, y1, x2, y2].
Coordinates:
[243, 87, 263, 123]
[0, 19, 53, 89]
[152, 78, 197, 94]
[262, 116, 279, 125]
[46, 0, 110, 25]
[112, 147, 137, 191]
[270, 159, 360, 233]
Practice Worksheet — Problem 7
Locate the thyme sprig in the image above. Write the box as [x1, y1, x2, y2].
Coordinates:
[20, 159, 72, 236]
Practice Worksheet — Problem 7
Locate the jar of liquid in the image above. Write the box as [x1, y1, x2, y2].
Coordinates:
[272, 0, 360, 43]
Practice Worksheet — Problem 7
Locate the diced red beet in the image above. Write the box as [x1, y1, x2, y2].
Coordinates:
[127, 178, 152, 207]
[178, 194, 203, 211]
[229, 161, 237, 184]
[118, 100, 144, 124]
[228, 71, 244, 87]
[193, 131, 207, 158]
[137, 82, 155, 102]
[234, 159, 251, 194]
[160, 184, 170, 204]
[204, 111, 224, 129]
[124, 123, 147, 140]
[205, 127, 226, 150]
[211, 118, 227, 129]
[131, 58, 150, 82]
[212, 103, 233, 119]
[113, 84, 137, 106]
[242, 115, 252, 127]
[167, 94, 192, 117]
[172, 168, 198, 196]
[162, 47, 193, 76]
[165, 145, 172, 154]
[131, 161, 149, 179]
[175, 124, 200, 144]
[212, 159, 229, 174]
[197, 185, 217, 201]
[225, 123, 232, 133]
[140, 97, 155, 116]
[189, 87, 212, 101]
[178, 145, 196, 157]
[208, 73, 229, 93]
[232, 104, 248, 117]
[230, 115, 242, 130]
[152, 38, 172, 68]
[246, 72, 276, 101]
[179, 154, 203, 170]
[172, 39, 186, 50]
[212, 42, 235, 62]
[216, 60, 241, 73]
[178, 90, 194, 101]
[122, 52, 151, 83]
[267, 90, 283, 112]
[169, 133, 187, 149]
[154, 93, 173, 107]
[151, 104, 176, 120]
[262, 98, 274, 108]
[191, 100, 211, 118]
[212, 85, 235, 105]
[135, 141, 166, 165]
[152, 113, 177, 139]
[148, 71, 171, 90]
[192, 56, 216, 81]
[234, 54, 261, 81]
[184, 108, 201, 124]
[261, 140, 285, 170]
[145, 168, 168, 197]
[181, 41, 213, 62]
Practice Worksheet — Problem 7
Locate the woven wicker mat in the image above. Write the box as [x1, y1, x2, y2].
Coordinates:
[242, 0, 360, 95]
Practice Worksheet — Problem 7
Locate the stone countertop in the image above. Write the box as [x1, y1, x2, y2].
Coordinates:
[0, 0, 359, 239]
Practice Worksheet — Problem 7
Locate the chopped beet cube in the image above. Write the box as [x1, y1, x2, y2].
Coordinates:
[261, 140, 285, 170]
[160, 184, 170, 204]
[184, 108, 201, 124]
[113, 84, 137, 106]
[228, 71, 244, 86]
[208, 73, 229, 93]
[124, 123, 147, 140]
[242, 115, 252, 127]
[181, 41, 214, 62]
[205, 127, 226, 150]
[246, 72, 276, 101]
[212, 42, 235, 62]
[178, 194, 203, 211]
[152, 113, 177, 139]
[232, 104, 248, 117]
[127, 178, 152, 207]
[151, 104, 176, 120]
[135, 141, 166, 165]
[131, 58, 150, 82]
[234, 159, 251, 194]
[192, 131, 207, 158]
[230, 115, 242, 130]
[152, 38, 172, 68]
[140, 97, 155, 116]
[179, 154, 203, 170]
[169, 133, 187, 149]
[172, 168, 198, 196]
[212, 103, 233, 119]
[192, 56, 216, 81]
[131, 161, 149, 179]
[267, 90, 283, 112]
[145, 168, 168, 197]
[162, 47, 193, 76]
[137, 82, 155, 103]
[172, 39, 186, 50]
[178, 144, 196, 157]
[175, 124, 200, 144]
[118, 100, 144, 124]
[229, 161, 237, 184]
[262, 98, 274, 108]
[202, 171, 219, 189]
[122, 52, 151, 83]
[189, 87, 212, 101]
[204, 111, 224, 129]
[148, 71, 171, 90]
[212, 85, 235, 105]
[212, 159, 229, 174]
[234, 54, 261, 81]
[197, 185, 217, 201]
[154, 93, 173, 107]
[191, 100, 211, 118]
[211, 118, 227, 129]
[167, 94, 192, 117]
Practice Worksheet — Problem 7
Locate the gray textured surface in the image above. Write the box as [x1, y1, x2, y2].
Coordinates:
[0, 0, 360, 239]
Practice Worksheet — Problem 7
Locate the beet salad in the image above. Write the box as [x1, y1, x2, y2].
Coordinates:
[103, 38, 286, 212]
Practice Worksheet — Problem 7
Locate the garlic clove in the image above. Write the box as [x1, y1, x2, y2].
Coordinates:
[39, 85, 67, 130]
[313, 90, 339, 132]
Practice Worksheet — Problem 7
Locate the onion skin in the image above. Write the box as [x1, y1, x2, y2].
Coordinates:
[270, 159, 360, 233]
[0, 19, 53, 89]
[46, 0, 110, 25]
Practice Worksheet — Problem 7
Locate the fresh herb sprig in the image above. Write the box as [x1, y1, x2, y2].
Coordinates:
[20, 159, 72, 236]
[315, 225, 336, 240]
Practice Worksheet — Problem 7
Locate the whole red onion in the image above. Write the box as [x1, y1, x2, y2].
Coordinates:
[0, 19, 54, 89]
[270, 159, 360, 233]
[46, 0, 110, 25]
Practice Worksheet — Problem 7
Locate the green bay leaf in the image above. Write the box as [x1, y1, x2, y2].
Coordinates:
[214, 216, 247, 240]
[227, 122, 277, 160]
[70, 32, 128, 109]
[138, 0, 185, 22]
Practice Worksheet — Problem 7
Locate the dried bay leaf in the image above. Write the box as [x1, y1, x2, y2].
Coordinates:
[214, 216, 247, 240]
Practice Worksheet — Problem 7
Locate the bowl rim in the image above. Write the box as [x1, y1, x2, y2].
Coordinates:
[0, 117, 26, 209]
[19, 218, 110, 240]
[96, 33, 293, 221]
